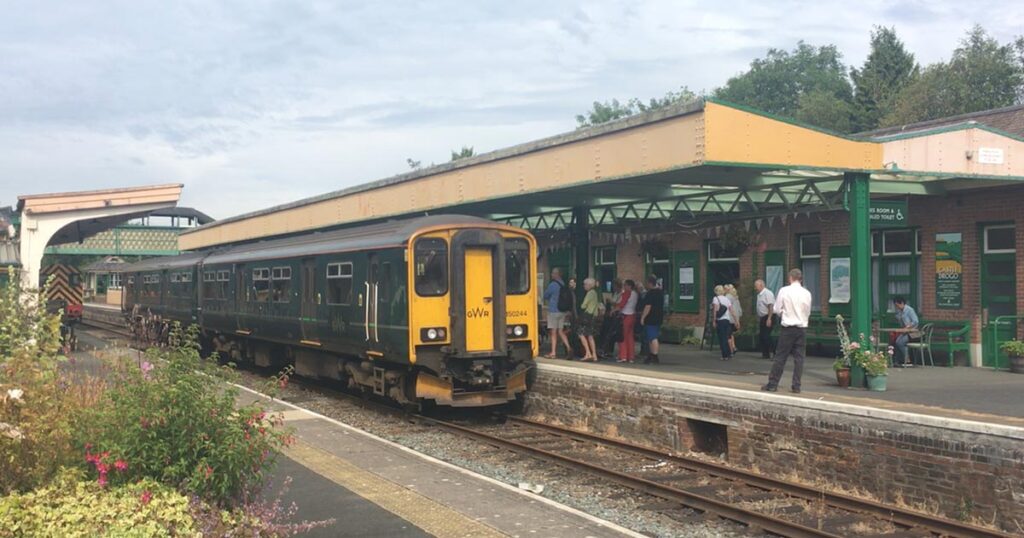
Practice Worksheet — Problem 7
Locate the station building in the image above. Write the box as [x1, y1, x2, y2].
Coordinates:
[179, 99, 1024, 371]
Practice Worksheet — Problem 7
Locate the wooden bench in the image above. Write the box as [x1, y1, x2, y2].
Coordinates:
[923, 320, 970, 366]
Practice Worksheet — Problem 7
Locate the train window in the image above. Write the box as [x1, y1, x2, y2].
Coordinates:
[253, 268, 271, 301]
[379, 262, 393, 303]
[414, 238, 448, 296]
[271, 267, 291, 303]
[180, 272, 192, 283]
[326, 262, 353, 305]
[505, 238, 530, 295]
[217, 271, 230, 300]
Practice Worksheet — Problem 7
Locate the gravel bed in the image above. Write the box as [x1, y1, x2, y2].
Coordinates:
[235, 370, 762, 538]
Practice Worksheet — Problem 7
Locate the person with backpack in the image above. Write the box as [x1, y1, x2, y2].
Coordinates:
[612, 279, 638, 363]
[711, 285, 736, 360]
[542, 267, 573, 359]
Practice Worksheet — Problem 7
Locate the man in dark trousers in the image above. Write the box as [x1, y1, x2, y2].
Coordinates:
[639, 275, 665, 364]
[762, 269, 812, 394]
[754, 279, 778, 359]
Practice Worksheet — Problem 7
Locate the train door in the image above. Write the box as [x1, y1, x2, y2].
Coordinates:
[452, 230, 506, 356]
[300, 258, 318, 340]
[234, 263, 246, 330]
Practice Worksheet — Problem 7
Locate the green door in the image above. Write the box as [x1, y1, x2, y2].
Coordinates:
[981, 252, 1016, 368]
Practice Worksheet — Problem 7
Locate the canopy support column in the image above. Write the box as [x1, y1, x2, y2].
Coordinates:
[571, 207, 589, 295]
[847, 172, 871, 387]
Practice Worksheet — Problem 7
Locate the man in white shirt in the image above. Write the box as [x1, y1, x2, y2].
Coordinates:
[755, 279, 778, 360]
[762, 269, 812, 394]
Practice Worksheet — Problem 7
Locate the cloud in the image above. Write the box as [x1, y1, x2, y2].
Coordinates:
[0, 0, 1021, 218]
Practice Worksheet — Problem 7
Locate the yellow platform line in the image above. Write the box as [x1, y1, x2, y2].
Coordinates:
[284, 439, 506, 538]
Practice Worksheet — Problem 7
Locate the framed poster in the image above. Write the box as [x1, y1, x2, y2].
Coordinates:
[829, 257, 850, 303]
[935, 232, 962, 309]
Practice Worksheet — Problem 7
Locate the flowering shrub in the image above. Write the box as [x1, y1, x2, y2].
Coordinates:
[0, 272, 80, 494]
[75, 324, 292, 505]
[834, 315, 891, 376]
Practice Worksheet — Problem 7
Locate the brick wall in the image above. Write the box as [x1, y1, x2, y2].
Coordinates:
[527, 366, 1024, 532]
[535, 185, 1024, 350]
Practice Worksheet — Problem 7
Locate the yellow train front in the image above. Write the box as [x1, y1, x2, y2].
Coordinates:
[123, 215, 538, 409]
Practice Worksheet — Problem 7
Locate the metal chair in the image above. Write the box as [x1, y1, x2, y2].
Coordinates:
[905, 323, 935, 366]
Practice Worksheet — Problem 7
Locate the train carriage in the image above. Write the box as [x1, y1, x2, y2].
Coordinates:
[123, 215, 538, 408]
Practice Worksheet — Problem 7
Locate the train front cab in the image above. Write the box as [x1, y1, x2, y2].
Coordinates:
[408, 225, 537, 407]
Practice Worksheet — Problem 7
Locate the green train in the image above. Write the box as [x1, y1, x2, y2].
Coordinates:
[122, 215, 539, 408]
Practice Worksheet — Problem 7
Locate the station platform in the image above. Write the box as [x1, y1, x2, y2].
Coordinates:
[536, 344, 1024, 427]
[70, 330, 639, 538]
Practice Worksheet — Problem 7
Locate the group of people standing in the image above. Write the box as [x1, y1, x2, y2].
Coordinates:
[543, 268, 665, 365]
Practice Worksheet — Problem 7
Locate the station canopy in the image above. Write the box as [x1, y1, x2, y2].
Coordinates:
[180, 99, 1024, 250]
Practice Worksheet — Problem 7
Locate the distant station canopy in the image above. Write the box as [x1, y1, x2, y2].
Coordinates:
[14, 184, 183, 289]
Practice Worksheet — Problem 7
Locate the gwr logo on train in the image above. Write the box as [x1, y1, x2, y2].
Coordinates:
[466, 306, 491, 318]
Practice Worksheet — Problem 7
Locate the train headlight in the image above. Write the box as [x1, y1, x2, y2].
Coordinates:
[512, 325, 525, 337]
[421, 327, 447, 342]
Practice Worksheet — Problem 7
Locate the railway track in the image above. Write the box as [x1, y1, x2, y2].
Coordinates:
[80, 322, 1010, 538]
[78, 317, 133, 339]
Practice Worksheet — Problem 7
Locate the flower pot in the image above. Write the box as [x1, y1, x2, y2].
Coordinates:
[866, 374, 888, 392]
[1010, 355, 1024, 374]
[835, 368, 851, 388]
[850, 364, 866, 389]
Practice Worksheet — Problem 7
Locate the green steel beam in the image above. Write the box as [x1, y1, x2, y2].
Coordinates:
[847, 172, 871, 388]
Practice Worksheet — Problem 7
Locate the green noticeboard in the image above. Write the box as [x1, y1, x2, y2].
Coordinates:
[935, 232, 962, 309]
[869, 200, 908, 228]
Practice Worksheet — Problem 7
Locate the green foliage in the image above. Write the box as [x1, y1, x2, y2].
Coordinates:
[999, 339, 1024, 357]
[450, 146, 475, 161]
[0, 469, 196, 537]
[575, 87, 697, 127]
[883, 26, 1023, 127]
[850, 26, 919, 132]
[0, 272, 82, 494]
[715, 41, 854, 132]
[75, 324, 291, 505]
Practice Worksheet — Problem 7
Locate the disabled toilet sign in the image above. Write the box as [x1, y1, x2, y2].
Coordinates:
[869, 201, 908, 228]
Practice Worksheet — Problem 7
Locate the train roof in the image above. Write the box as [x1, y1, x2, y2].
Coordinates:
[124, 215, 508, 271]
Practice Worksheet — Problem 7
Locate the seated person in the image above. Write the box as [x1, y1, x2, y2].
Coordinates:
[891, 296, 921, 367]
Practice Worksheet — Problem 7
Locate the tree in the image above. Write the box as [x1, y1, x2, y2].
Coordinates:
[882, 26, 1023, 126]
[850, 26, 918, 132]
[796, 90, 853, 133]
[575, 87, 697, 128]
[406, 158, 421, 170]
[714, 41, 855, 132]
[450, 146, 474, 161]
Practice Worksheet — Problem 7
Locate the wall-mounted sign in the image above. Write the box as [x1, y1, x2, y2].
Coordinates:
[978, 147, 1005, 165]
[869, 200, 908, 228]
[935, 232, 962, 309]
[829, 257, 850, 303]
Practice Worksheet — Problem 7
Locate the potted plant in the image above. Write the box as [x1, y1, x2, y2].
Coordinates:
[859, 346, 892, 392]
[1000, 339, 1024, 374]
[832, 356, 851, 388]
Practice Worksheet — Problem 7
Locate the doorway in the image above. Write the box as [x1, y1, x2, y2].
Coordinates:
[981, 225, 1016, 368]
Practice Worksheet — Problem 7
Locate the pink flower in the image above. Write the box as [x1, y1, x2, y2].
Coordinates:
[848, 342, 860, 350]
[97, 473, 108, 488]
[140, 490, 153, 505]
[114, 459, 128, 472]
[140, 361, 154, 380]
[96, 462, 109, 474]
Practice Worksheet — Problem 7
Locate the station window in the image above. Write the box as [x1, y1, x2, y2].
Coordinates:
[217, 270, 230, 299]
[708, 240, 742, 262]
[271, 267, 291, 303]
[984, 225, 1016, 254]
[326, 262, 354, 305]
[414, 238, 448, 296]
[798, 235, 821, 312]
[505, 238, 530, 295]
[645, 252, 671, 309]
[253, 268, 271, 301]
[594, 246, 616, 293]
[871, 229, 922, 313]
[109, 273, 122, 289]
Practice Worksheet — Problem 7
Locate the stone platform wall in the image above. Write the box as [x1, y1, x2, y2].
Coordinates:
[526, 364, 1024, 532]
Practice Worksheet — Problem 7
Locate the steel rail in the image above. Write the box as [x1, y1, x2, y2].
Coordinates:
[508, 417, 1011, 538]
[419, 416, 844, 538]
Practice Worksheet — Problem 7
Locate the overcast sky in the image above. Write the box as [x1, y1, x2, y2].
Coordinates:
[1, 1, 1021, 219]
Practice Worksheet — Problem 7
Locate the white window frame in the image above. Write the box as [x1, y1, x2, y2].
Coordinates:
[180, 272, 192, 283]
[326, 262, 354, 305]
[984, 224, 1016, 254]
[109, 273, 123, 289]
[882, 229, 914, 256]
[271, 266, 292, 281]
[203, 271, 216, 282]
[798, 235, 821, 259]
[707, 240, 740, 262]
[594, 246, 616, 266]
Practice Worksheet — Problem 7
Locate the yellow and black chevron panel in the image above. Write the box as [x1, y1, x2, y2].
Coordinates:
[41, 264, 83, 306]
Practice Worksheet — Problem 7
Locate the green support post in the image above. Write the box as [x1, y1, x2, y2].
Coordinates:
[847, 172, 871, 388]
[571, 206, 590, 303]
